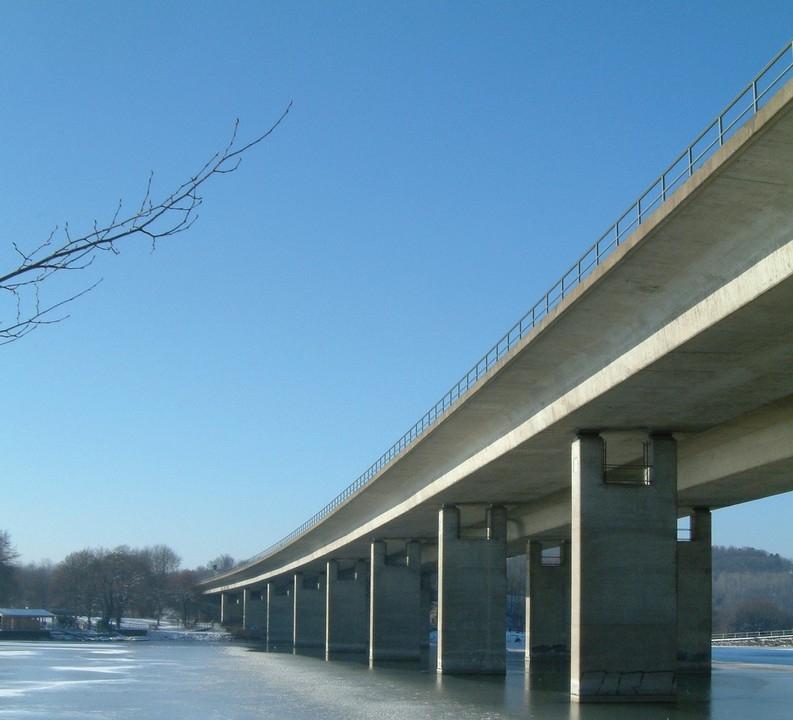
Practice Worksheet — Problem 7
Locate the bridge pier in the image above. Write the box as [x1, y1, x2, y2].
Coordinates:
[205, 594, 221, 624]
[369, 540, 422, 661]
[437, 504, 506, 674]
[525, 539, 570, 661]
[326, 559, 368, 654]
[220, 591, 243, 627]
[293, 572, 326, 649]
[571, 433, 677, 702]
[266, 582, 293, 649]
[243, 588, 266, 637]
[677, 507, 712, 673]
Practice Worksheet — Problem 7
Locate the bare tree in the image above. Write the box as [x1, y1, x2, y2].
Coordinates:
[145, 544, 181, 627]
[0, 530, 20, 604]
[204, 553, 236, 577]
[0, 103, 291, 344]
[171, 568, 201, 627]
[14, 560, 54, 609]
[52, 549, 101, 627]
[0, 530, 18, 566]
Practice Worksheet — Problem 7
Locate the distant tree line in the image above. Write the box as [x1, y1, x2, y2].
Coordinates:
[713, 545, 793, 632]
[0, 529, 232, 629]
[504, 544, 793, 634]
[5, 529, 793, 635]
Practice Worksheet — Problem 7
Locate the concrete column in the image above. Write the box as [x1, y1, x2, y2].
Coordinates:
[220, 593, 227, 625]
[243, 588, 266, 637]
[205, 594, 222, 624]
[677, 508, 712, 672]
[293, 572, 326, 649]
[437, 505, 507, 674]
[525, 540, 571, 661]
[220, 591, 243, 627]
[326, 560, 368, 654]
[571, 433, 678, 702]
[266, 583, 293, 649]
[369, 540, 422, 661]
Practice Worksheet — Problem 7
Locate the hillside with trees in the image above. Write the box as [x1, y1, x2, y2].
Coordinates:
[713, 545, 793, 632]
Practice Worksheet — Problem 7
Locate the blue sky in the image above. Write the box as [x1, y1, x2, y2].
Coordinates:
[1, 2, 792, 567]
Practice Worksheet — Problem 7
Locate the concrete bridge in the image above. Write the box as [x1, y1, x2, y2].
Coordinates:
[200, 43, 793, 702]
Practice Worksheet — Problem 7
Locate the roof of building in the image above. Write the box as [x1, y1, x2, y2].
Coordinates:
[0, 608, 54, 618]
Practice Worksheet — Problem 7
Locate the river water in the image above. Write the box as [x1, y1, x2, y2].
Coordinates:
[1, 641, 792, 719]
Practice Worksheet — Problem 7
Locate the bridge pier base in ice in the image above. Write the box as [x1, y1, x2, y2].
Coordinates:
[677, 507, 712, 673]
[266, 582, 293, 649]
[293, 572, 326, 649]
[369, 540, 422, 661]
[242, 588, 266, 637]
[220, 591, 243, 627]
[571, 433, 677, 702]
[525, 539, 571, 662]
[326, 559, 368, 655]
[437, 504, 506, 674]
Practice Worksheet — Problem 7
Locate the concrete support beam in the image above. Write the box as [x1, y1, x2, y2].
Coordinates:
[677, 508, 712, 672]
[525, 540, 570, 661]
[437, 505, 507, 674]
[243, 588, 266, 637]
[293, 572, 326, 649]
[266, 583, 293, 649]
[220, 591, 243, 627]
[326, 560, 368, 654]
[571, 433, 678, 702]
[369, 540, 422, 661]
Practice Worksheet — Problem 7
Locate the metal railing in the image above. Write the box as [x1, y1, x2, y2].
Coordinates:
[216, 40, 793, 580]
[713, 629, 793, 642]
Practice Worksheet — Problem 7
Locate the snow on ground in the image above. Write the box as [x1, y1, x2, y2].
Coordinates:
[50, 618, 231, 643]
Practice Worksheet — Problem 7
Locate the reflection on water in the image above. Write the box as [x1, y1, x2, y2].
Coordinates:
[0, 641, 791, 719]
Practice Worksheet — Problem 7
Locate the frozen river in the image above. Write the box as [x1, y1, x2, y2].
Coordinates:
[1, 641, 793, 719]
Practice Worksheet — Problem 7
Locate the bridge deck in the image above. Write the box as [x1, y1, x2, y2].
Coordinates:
[202, 76, 793, 594]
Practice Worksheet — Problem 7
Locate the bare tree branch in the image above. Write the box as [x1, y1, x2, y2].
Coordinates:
[0, 102, 292, 343]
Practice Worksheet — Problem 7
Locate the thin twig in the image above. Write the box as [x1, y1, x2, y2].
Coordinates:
[0, 102, 292, 343]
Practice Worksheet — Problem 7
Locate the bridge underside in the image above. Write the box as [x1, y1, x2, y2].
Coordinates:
[206, 79, 793, 701]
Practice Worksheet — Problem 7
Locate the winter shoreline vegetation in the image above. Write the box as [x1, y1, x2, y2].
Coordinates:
[3, 528, 793, 639]
[0, 531, 231, 630]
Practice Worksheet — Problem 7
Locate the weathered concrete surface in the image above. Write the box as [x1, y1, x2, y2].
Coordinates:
[200, 83, 793, 599]
[293, 573, 325, 649]
[369, 541, 421, 661]
[677, 508, 712, 672]
[678, 395, 793, 508]
[510, 396, 793, 545]
[525, 540, 570, 660]
[571, 434, 677, 702]
[326, 560, 368, 654]
[242, 588, 266, 637]
[266, 583, 293, 649]
[437, 506, 506, 674]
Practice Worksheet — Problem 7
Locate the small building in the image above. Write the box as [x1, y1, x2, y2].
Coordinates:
[0, 608, 55, 632]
